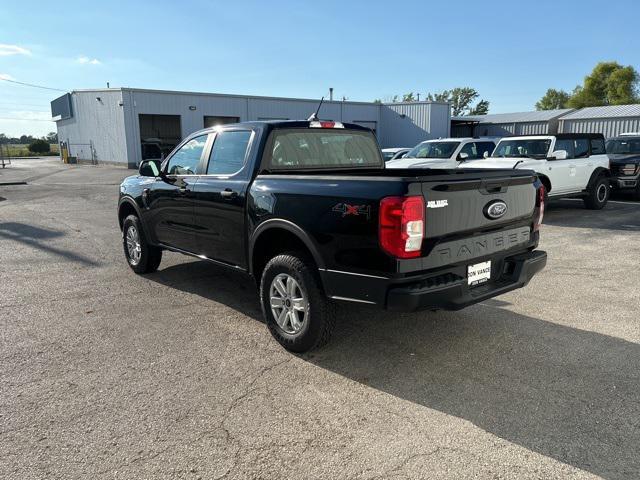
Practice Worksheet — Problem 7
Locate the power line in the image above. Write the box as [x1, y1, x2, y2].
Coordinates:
[0, 77, 66, 92]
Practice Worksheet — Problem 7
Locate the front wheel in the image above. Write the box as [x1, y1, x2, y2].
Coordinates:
[260, 253, 336, 353]
[584, 176, 610, 210]
[122, 215, 162, 274]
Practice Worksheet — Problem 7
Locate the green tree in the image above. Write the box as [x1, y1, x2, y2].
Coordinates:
[372, 99, 382, 104]
[535, 88, 571, 110]
[45, 131, 58, 143]
[402, 92, 416, 102]
[0, 133, 8, 144]
[469, 99, 490, 115]
[427, 87, 489, 116]
[28, 139, 50, 154]
[568, 62, 639, 108]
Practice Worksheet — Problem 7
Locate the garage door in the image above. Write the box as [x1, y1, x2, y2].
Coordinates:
[139, 114, 182, 159]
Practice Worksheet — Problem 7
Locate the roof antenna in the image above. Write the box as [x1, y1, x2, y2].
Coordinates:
[308, 96, 325, 121]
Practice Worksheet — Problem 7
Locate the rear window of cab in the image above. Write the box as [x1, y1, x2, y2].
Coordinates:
[267, 129, 383, 170]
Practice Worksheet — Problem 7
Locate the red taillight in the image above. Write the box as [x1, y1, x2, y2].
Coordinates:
[379, 196, 425, 259]
[534, 186, 545, 232]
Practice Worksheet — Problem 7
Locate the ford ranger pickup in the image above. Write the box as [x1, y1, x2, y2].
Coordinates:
[118, 120, 547, 352]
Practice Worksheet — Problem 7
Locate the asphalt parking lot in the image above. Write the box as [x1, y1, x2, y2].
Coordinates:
[1, 158, 639, 479]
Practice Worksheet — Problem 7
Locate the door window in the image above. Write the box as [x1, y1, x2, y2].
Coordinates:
[554, 139, 575, 158]
[574, 138, 590, 158]
[207, 130, 252, 175]
[458, 142, 478, 159]
[165, 135, 208, 175]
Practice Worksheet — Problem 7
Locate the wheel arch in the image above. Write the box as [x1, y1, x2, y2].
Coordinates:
[118, 197, 143, 231]
[537, 174, 552, 194]
[587, 167, 611, 190]
[249, 219, 325, 279]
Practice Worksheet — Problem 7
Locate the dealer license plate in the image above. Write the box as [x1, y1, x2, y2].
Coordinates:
[468, 261, 491, 286]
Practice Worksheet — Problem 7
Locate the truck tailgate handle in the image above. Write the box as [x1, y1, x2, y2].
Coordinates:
[479, 182, 508, 194]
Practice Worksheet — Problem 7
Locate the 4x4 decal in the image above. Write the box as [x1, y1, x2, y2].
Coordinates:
[332, 203, 371, 219]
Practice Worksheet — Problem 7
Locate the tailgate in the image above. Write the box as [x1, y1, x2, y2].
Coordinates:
[420, 172, 537, 239]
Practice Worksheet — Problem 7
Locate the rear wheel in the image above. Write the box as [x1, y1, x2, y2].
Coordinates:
[122, 215, 162, 274]
[260, 253, 336, 353]
[583, 176, 609, 210]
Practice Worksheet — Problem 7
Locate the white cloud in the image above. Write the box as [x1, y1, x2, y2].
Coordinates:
[77, 55, 101, 65]
[0, 44, 31, 56]
[0, 73, 16, 81]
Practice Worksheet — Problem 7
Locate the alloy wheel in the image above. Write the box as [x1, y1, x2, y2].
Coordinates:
[269, 273, 309, 335]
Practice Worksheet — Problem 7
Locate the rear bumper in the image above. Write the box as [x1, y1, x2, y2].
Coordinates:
[386, 250, 546, 311]
[320, 248, 547, 312]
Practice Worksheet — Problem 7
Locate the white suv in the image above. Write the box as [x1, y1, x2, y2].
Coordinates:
[385, 137, 498, 169]
[463, 134, 611, 209]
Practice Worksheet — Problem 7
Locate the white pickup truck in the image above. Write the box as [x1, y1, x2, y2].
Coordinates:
[463, 133, 611, 209]
[386, 137, 498, 169]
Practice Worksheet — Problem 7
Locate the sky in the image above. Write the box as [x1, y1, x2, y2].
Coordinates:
[1, 0, 640, 137]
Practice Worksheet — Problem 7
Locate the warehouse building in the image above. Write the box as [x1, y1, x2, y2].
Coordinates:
[558, 105, 640, 137]
[451, 109, 574, 138]
[51, 88, 450, 168]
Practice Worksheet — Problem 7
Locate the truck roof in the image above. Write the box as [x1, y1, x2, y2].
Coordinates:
[497, 133, 605, 141]
[191, 120, 373, 137]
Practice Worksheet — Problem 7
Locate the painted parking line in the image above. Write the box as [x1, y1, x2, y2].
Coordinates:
[560, 198, 640, 206]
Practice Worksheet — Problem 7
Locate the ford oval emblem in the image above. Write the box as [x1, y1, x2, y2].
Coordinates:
[484, 200, 508, 220]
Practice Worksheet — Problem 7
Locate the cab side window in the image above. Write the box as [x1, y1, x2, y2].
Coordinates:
[590, 138, 606, 154]
[574, 138, 590, 158]
[207, 130, 252, 175]
[554, 139, 575, 158]
[476, 142, 496, 158]
[165, 135, 208, 175]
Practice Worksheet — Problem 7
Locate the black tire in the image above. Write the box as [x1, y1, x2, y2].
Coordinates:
[122, 214, 162, 274]
[583, 176, 610, 210]
[634, 184, 640, 201]
[259, 253, 336, 353]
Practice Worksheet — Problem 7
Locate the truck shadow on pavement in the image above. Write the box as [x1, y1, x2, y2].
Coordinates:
[310, 304, 639, 480]
[148, 259, 639, 480]
[0, 222, 101, 267]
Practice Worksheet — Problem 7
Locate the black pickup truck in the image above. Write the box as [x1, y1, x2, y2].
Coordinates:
[606, 134, 640, 199]
[118, 120, 547, 352]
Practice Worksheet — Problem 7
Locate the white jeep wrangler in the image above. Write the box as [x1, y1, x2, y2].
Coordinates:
[463, 133, 611, 209]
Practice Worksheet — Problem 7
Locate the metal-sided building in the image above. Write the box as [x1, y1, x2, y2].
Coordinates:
[51, 88, 450, 168]
[451, 109, 574, 138]
[558, 105, 640, 137]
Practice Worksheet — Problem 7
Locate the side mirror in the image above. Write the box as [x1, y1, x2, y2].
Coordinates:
[139, 159, 161, 177]
[458, 152, 469, 161]
[483, 151, 490, 158]
[550, 150, 568, 160]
